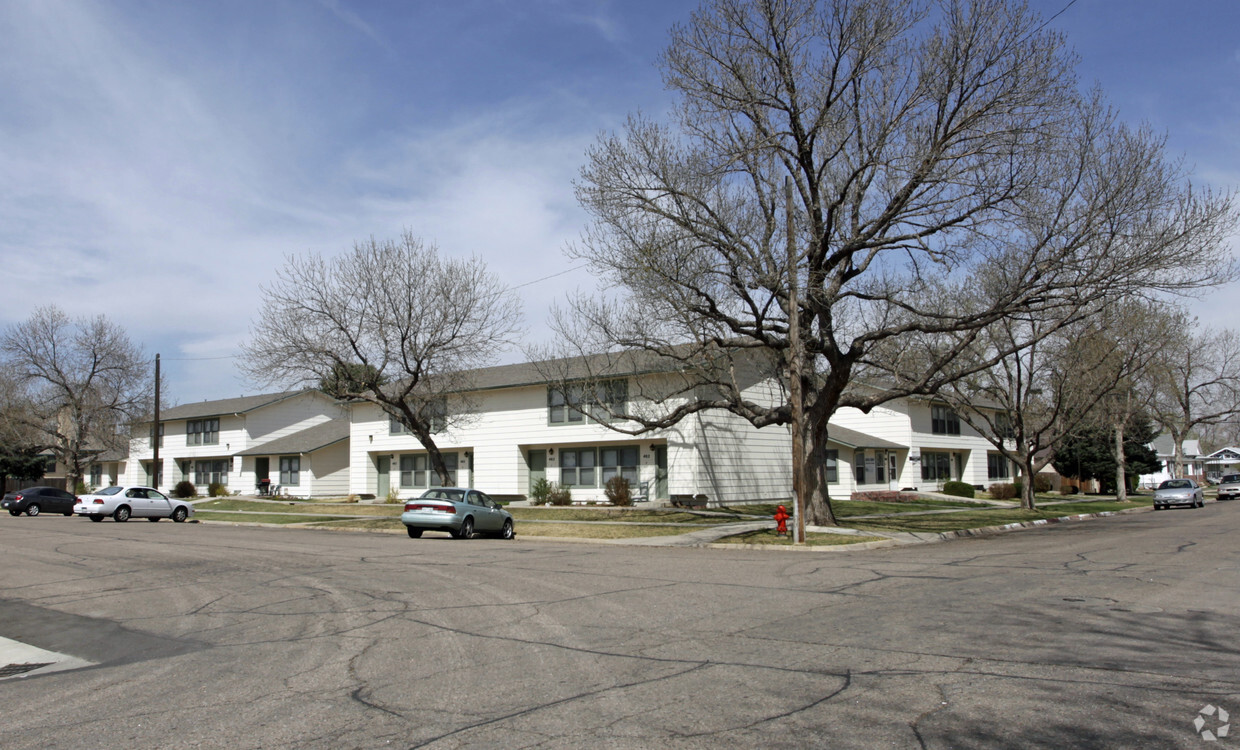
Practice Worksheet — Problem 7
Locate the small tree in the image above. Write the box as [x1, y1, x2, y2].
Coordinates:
[244, 232, 522, 485]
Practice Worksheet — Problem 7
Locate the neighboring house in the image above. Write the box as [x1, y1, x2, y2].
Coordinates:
[348, 359, 1010, 505]
[124, 389, 349, 497]
[1139, 434, 1205, 487]
[1201, 446, 1240, 482]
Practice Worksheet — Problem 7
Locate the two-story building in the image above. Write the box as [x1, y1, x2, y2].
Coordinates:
[123, 390, 350, 497]
[347, 359, 1010, 505]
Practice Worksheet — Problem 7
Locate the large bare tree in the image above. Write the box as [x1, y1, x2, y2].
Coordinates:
[544, 0, 1237, 525]
[244, 232, 522, 485]
[0, 306, 153, 492]
[1148, 324, 1240, 480]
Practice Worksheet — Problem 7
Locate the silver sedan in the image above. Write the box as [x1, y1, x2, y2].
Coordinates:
[74, 486, 195, 523]
[400, 488, 514, 540]
[1152, 479, 1205, 510]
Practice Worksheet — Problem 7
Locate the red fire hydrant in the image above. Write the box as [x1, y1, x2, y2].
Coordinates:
[774, 505, 791, 537]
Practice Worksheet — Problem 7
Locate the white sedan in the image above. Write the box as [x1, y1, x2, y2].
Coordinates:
[74, 486, 194, 523]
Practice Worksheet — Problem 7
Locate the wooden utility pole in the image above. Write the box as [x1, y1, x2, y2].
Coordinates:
[786, 178, 806, 544]
[152, 353, 160, 490]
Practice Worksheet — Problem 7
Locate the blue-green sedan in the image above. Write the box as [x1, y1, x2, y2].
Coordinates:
[400, 488, 514, 540]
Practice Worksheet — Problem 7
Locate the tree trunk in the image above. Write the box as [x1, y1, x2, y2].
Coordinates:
[1113, 420, 1128, 502]
[802, 420, 838, 527]
[1020, 455, 1038, 510]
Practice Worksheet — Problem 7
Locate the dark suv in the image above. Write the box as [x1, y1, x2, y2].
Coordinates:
[2, 486, 78, 516]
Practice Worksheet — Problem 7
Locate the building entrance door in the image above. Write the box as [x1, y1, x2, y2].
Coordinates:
[528, 450, 546, 494]
[376, 456, 390, 497]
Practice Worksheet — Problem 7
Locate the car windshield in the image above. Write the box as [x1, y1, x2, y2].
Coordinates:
[96, 486, 124, 495]
[1223, 475, 1240, 483]
[1159, 480, 1193, 489]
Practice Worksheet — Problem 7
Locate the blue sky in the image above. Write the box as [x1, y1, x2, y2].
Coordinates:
[2, 0, 1238, 403]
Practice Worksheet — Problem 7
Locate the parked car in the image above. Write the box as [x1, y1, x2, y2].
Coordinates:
[1152, 478, 1205, 510]
[1216, 474, 1240, 501]
[400, 488, 514, 540]
[2, 486, 78, 517]
[73, 486, 194, 523]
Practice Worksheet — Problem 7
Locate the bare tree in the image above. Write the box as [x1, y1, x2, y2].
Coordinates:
[1148, 325, 1240, 480]
[243, 232, 522, 485]
[545, 0, 1237, 525]
[0, 307, 153, 492]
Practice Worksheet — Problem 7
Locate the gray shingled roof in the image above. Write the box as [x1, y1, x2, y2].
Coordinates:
[826, 424, 904, 450]
[236, 420, 350, 456]
[157, 390, 311, 421]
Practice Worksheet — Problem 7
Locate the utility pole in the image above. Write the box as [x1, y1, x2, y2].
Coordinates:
[786, 178, 806, 544]
[152, 353, 160, 490]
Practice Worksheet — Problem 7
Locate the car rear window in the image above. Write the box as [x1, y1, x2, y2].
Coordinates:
[96, 487, 124, 495]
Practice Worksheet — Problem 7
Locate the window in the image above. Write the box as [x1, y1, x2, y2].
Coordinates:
[560, 448, 597, 487]
[600, 446, 640, 485]
[279, 456, 300, 486]
[994, 412, 1014, 440]
[194, 459, 229, 485]
[390, 400, 445, 434]
[187, 418, 220, 445]
[921, 451, 952, 481]
[931, 405, 960, 435]
[149, 424, 164, 448]
[399, 453, 457, 488]
[855, 450, 866, 484]
[90, 465, 102, 487]
[825, 450, 838, 483]
[988, 453, 1011, 480]
[548, 379, 627, 425]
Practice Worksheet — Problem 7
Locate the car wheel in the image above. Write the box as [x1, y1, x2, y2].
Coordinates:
[455, 517, 474, 540]
[25, 504, 40, 517]
[8, 509, 19, 516]
[406, 526, 423, 538]
[113, 506, 131, 522]
[171, 506, 188, 523]
[63, 511, 73, 516]
[499, 519, 514, 540]
[147, 517, 160, 522]
[89, 514, 104, 522]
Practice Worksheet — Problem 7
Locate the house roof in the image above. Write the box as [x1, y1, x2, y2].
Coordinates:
[825, 423, 904, 450]
[1148, 433, 1202, 459]
[236, 420, 350, 457]
[155, 390, 315, 422]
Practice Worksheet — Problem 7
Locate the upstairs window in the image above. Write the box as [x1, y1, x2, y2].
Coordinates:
[931, 405, 960, 435]
[548, 379, 627, 425]
[149, 424, 164, 448]
[187, 418, 220, 445]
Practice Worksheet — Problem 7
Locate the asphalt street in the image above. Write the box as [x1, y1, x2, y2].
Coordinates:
[0, 504, 1237, 749]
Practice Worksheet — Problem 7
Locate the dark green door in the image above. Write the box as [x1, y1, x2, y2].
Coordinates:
[528, 450, 546, 494]
[377, 456, 390, 497]
[655, 446, 668, 499]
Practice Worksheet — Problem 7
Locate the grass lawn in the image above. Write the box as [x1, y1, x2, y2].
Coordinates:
[195, 511, 354, 524]
[714, 499, 986, 518]
[306, 517, 696, 539]
[846, 500, 1151, 533]
[195, 499, 402, 517]
[714, 529, 889, 546]
[507, 507, 725, 524]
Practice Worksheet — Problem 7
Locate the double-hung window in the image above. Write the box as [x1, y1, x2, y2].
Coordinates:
[988, 453, 1011, 480]
[548, 379, 627, 425]
[389, 416, 408, 435]
[399, 453, 457, 488]
[195, 459, 229, 485]
[825, 450, 839, 483]
[921, 451, 952, 481]
[931, 405, 960, 435]
[279, 456, 300, 486]
[149, 424, 164, 448]
[600, 446, 640, 485]
[187, 418, 220, 445]
[560, 448, 597, 487]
